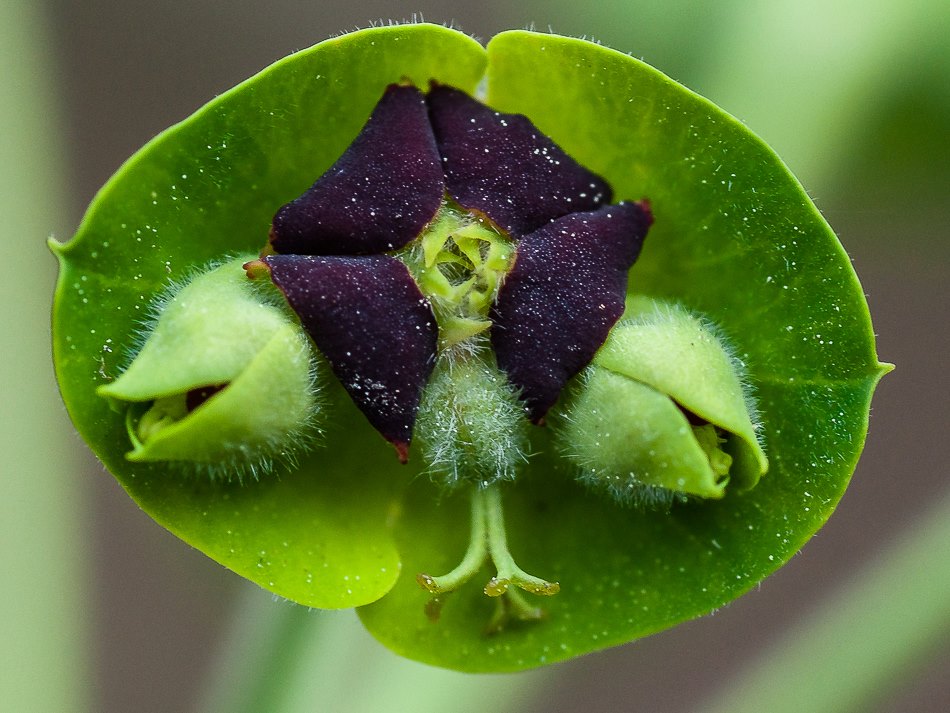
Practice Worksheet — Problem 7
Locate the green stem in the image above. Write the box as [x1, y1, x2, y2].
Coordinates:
[2, 1, 88, 711]
[200, 590, 318, 713]
[699, 488, 950, 713]
[201, 589, 551, 713]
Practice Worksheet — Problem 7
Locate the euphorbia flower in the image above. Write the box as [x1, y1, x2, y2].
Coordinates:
[246, 82, 652, 457]
[242, 81, 653, 623]
[50, 24, 889, 673]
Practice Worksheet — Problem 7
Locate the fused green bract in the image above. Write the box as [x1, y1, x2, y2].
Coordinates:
[49, 24, 889, 673]
[98, 257, 319, 475]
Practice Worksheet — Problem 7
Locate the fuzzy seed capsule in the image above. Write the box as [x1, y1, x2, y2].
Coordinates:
[560, 297, 768, 504]
[97, 256, 320, 476]
[415, 355, 529, 488]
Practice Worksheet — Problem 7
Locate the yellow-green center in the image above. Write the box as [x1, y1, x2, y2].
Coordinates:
[400, 206, 514, 349]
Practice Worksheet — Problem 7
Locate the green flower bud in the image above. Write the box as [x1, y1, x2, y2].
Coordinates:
[560, 297, 768, 504]
[97, 256, 320, 477]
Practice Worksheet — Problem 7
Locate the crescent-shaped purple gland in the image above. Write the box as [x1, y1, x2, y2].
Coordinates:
[426, 84, 613, 238]
[490, 201, 653, 423]
[268, 84, 445, 256]
[249, 254, 438, 462]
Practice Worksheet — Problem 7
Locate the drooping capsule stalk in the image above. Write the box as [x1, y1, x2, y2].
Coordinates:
[416, 485, 489, 594]
[482, 487, 560, 597]
[417, 485, 559, 630]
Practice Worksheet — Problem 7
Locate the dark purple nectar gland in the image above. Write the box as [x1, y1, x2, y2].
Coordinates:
[491, 201, 653, 422]
[186, 384, 226, 412]
[245, 256, 436, 463]
[426, 83, 613, 237]
[269, 83, 444, 256]
[249, 80, 654, 628]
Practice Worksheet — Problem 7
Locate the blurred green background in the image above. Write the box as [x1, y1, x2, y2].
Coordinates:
[3, 0, 947, 711]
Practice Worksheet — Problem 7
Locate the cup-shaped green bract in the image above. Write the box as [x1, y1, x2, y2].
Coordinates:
[561, 297, 768, 503]
[50, 23, 890, 672]
[97, 257, 319, 477]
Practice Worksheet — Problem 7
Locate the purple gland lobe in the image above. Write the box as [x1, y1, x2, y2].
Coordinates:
[427, 84, 613, 238]
[262, 254, 438, 454]
[491, 201, 653, 421]
[270, 84, 445, 256]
